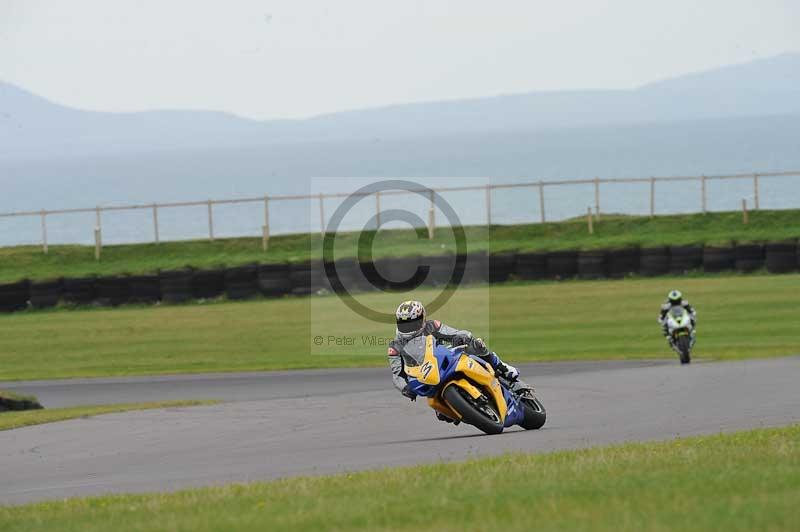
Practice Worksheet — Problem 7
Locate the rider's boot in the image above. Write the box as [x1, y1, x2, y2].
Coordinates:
[435, 412, 460, 425]
[482, 352, 519, 381]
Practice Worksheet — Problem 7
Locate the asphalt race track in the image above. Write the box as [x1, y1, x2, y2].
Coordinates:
[1, 357, 799, 505]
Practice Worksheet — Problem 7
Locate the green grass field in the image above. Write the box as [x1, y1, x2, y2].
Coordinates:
[1, 209, 798, 283]
[0, 273, 796, 380]
[1, 424, 797, 531]
[0, 400, 217, 431]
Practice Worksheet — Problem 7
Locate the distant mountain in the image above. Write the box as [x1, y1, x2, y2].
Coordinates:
[642, 52, 800, 92]
[1, 53, 799, 160]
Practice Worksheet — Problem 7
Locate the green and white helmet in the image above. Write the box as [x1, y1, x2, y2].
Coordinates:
[395, 300, 426, 339]
[667, 290, 683, 303]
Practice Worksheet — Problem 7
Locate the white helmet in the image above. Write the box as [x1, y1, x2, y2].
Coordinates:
[668, 290, 683, 304]
[395, 300, 426, 339]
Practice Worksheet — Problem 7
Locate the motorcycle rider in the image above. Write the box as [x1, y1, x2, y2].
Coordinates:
[387, 300, 520, 423]
[658, 289, 697, 346]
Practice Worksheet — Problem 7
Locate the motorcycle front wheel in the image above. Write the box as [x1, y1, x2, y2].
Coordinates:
[519, 392, 547, 430]
[443, 385, 504, 435]
[676, 335, 691, 364]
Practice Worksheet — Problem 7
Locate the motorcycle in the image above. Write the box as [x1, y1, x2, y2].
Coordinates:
[665, 305, 695, 364]
[403, 335, 546, 435]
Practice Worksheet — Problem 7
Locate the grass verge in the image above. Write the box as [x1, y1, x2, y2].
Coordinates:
[0, 400, 218, 431]
[0, 273, 797, 380]
[1, 424, 798, 531]
[1, 209, 798, 283]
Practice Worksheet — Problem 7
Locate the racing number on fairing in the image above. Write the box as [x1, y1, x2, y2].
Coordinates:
[420, 361, 434, 380]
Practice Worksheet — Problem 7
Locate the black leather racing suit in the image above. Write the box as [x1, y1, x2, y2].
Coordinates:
[386, 319, 506, 393]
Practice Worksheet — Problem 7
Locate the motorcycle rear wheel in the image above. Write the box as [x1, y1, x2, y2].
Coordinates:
[443, 385, 504, 435]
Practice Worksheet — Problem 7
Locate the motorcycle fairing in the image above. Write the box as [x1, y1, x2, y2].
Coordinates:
[405, 336, 511, 424]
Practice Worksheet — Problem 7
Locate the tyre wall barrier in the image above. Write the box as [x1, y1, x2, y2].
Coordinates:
[577, 250, 607, 279]
[423, 254, 458, 286]
[457, 252, 489, 284]
[489, 253, 516, 284]
[224, 264, 260, 300]
[62, 277, 96, 305]
[192, 269, 226, 300]
[0, 280, 30, 312]
[258, 263, 292, 296]
[734, 244, 764, 273]
[374, 256, 424, 291]
[765, 241, 798, 273]
[669, 245, 703, 274]
[546, 251, 578, 279]
[3, 240, 800, 315]
[289, 261, 327, 296]
[159, 269, 194, 303]
[513, 252, 548, 280]
[128, 275, 161, 303]
[607, 247, 639, 278]
[639, 247, 669, 276]
[29, 279, 62, 309]
[703, 246, 735, 273]
[95, 276, 131, 307]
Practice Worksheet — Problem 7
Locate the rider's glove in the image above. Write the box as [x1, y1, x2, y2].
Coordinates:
[470, 337, 488, 356]
[401, 385, 417, 402]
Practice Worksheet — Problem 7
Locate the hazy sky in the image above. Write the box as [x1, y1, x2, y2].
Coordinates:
[1, 0, 798, 119]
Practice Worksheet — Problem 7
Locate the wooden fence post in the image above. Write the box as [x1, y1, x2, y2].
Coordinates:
[262, 195, 270, 251]
[207, 200, 214, 241]
[485, 184, 492, 227]
[40, 210, 48, 254]
[94, 206, 102, 260]
[701, 175, 707, 214]
[152, 204, 160, 244]
[375, 191, 381, 229]
[649, 177, 656, 218]
[538, 181, 546, 223]
[318, 193, 325, 236]
[742, 199, 749, 225]
[753, 174, 760, 210]
[427, 189, 435, 240]
[587, 207, 594, 234]
[594, 177, 600, 220]
[94, 227, 102, 261]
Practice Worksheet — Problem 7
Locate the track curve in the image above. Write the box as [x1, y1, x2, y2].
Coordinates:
[1, 357, 798, 505]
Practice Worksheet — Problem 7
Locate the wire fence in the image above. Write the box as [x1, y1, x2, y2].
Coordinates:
[1, 170, 798, 254]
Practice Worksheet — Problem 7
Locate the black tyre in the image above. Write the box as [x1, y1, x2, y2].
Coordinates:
[639, 247, 669, 276]
[514, 252, 548, 280]
[734, 244, 764, 273]
[546, 251, 578, 279]
[703, 246, 735, 273]
[489, 253, 516, 284]
[577, 250, 607, 279]
[443, 385, 504, 435]
[29, 279, 62, 309]
[765, 241, 797, 273]
[518, 391, 547, 430]
[607, 247, 639, 278]
[669, 245, 703, 274]
[676, 335, 691, 364]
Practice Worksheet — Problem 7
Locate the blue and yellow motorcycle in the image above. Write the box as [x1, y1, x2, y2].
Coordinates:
[404, 335, 546, 435]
